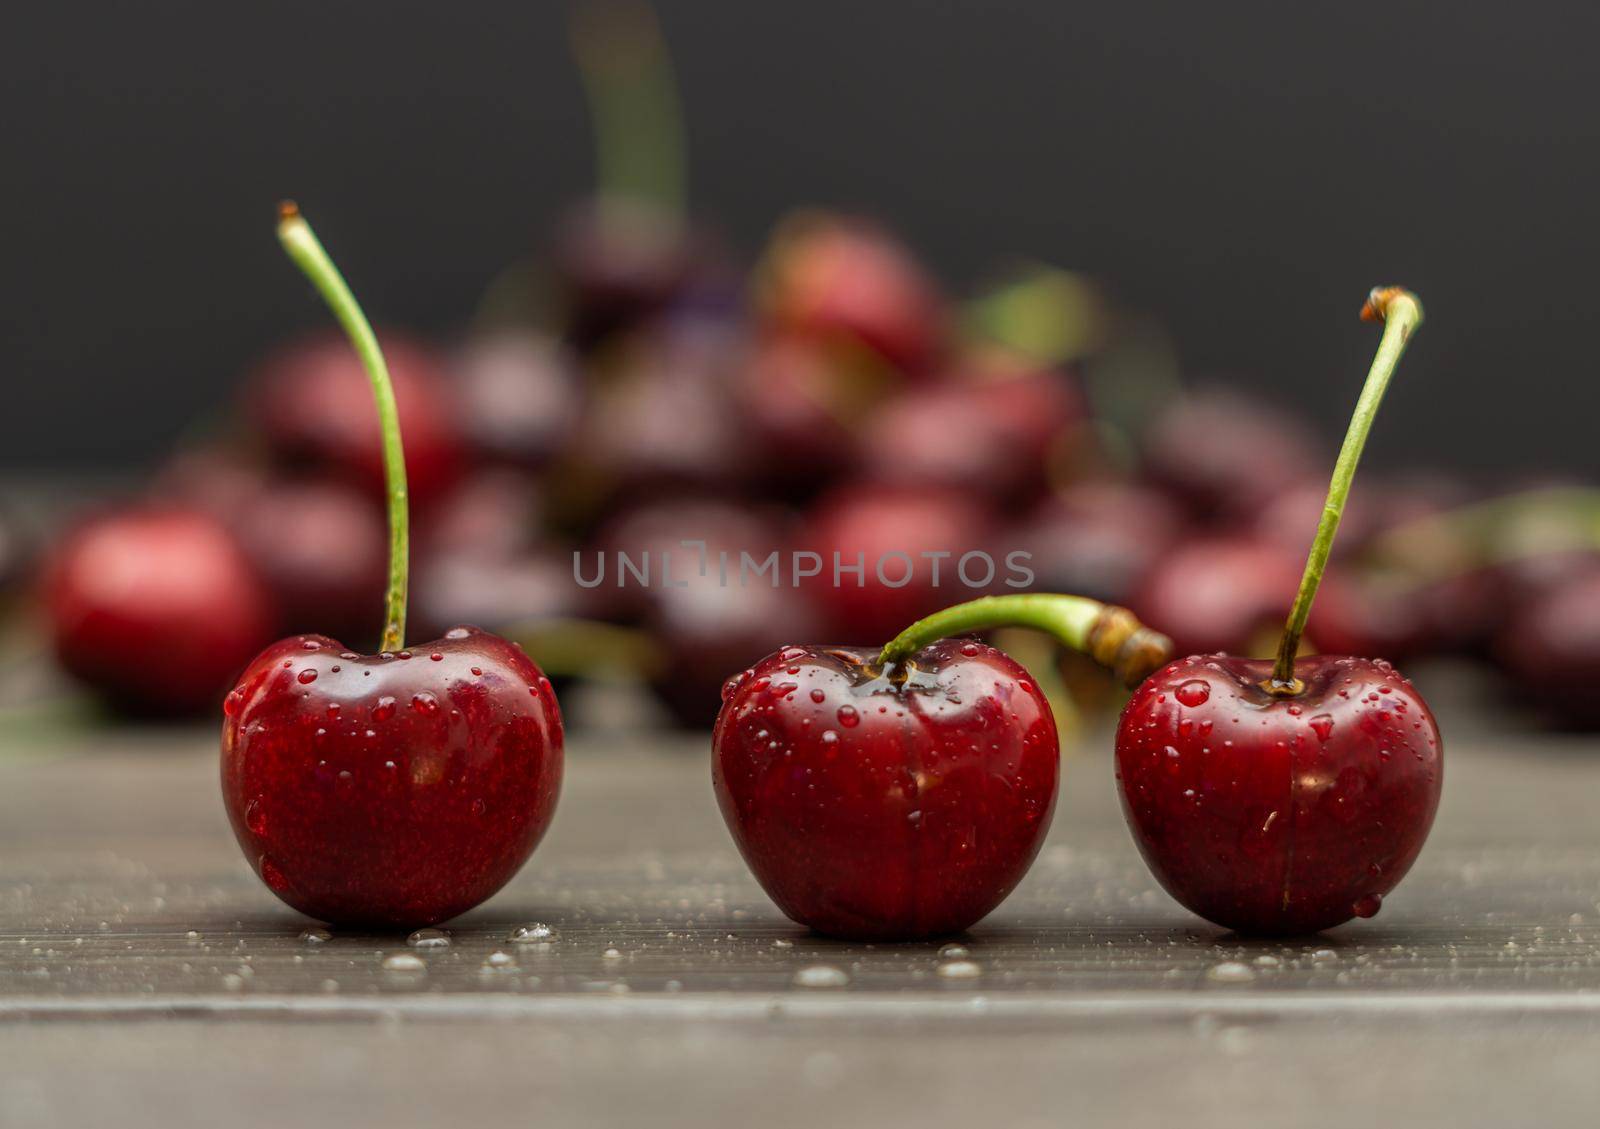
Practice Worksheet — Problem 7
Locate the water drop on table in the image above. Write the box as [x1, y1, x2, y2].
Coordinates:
[406, 927, 451, 950]
[381, 952, 426, 974]
[1206, 961, 1256, 983]
[510, 922, 558, 945]
[936, 959, 983, 980]
[481, 951, 519, 974]
[299, 927, 331, 944]
[792, 964, 850, 989]
[937, 943, 970, 959]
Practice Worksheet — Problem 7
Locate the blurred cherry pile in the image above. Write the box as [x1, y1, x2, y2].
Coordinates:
[17, 201, 1599, 731]
[13, 4, 1600, 731]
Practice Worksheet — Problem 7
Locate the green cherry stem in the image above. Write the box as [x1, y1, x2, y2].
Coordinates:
[1268, 286, 1425, 692]
[276, 201, 410, 654]
[571, 0, 687, 221]
[876, 593, 1173, 689]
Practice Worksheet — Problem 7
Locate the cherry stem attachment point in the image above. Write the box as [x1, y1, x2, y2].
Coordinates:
[1268, 286, 1425, 692]
[276, 201, 410, 654]
[876, 593, 1173, 689]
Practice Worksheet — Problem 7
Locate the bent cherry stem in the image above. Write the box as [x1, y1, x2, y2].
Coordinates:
[276, 201, 410, 653]
[877, 593, 1173, 689]
[1268, 286, 1426, 693]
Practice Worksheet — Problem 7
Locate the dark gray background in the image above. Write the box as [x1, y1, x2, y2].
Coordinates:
[3, 2, 1595, 474]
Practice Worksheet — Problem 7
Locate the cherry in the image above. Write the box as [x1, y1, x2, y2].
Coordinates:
[858, 353, 1085, 504]
[246, 329, 465, 504]
[222, 204, 563, 928]
[556, 316, 755, 521]
[755, 212, 945, 376]
[714, 640, 1054, 939]
[1131, 537, 1305, 657]
[1142, 386, 1321, 523]
[1015, 480, 1187, 605]
[550, 199, 707, 352]
[223, 628, 561, 927]
[43, 507, 275, 714]
[598, 498, 815, 728]
[233, 478, 389, 648]
[799, 484, 995, 644]
[1495, 558, 1600, 728]
[714, 595, 1170, 939]
[552, 2, 707, 350]
[1117, 654, 1441, 934]
[1116, 287, 1443, 934]
[451, 329, 582, 469]
[732, 336, 867, 496]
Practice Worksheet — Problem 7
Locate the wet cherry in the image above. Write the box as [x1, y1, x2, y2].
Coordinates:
[713, 639, 1058, 940]
[1115, 287, 1444, 934]
[223, 628, 561, 927]
[755, 211, 945, 375]
[221, 204, 563, 928]
[714, 594, 1170, 940]
[1117, 654, 1441, 934]
[43, 507, 275, 714]
[246, 329, 465, 505]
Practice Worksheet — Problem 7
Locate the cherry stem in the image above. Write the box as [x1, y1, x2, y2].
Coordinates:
[571, 0, 686, 222]
[1269, 286, 1425, 692]
[876, 593, 1173, 689]
[276, 201, 410, 654]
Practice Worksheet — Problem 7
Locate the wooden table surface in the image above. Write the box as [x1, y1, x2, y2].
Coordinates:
[2, 683, 1599, 1128]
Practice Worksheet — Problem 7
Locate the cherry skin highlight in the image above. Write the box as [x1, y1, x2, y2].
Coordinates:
[222, 626, 563, 928]
[713, 639, 1058, 940]
[1115, 654, 1442, 935]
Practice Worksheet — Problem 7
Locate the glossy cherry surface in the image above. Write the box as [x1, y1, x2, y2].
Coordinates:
[222, 626, 563, 927]
[44, 508, 275, 714]
[713, 639, 1058, 940]
[1116, 654, 1442, 935]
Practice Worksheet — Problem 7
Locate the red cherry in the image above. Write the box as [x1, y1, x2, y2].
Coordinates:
[756, 212, 945, 375]
[1013, 481, 1187, 605]
[1142, 388, 1321, 522]
[1116, 654, 1442, 934]
[859, 358, 1084, 503]
[800, 485, 994, 643]
[233, 479, 389, 648]
[222, 628, 562, 927]
[566, 318, 755, 509]
[733, 336, 867, 495]
[452, 330, 583, 470]
[231, 202, 566, 928]
[1495, 561, 1600, 728]
[549, 199, 702, 350]
[1131, 538, 1304, 656]
[246, 330, 465, 503]
[1117, 287, 1441, 935]
[713, 639, 1057, 939]
[43, 508, 276, 714]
